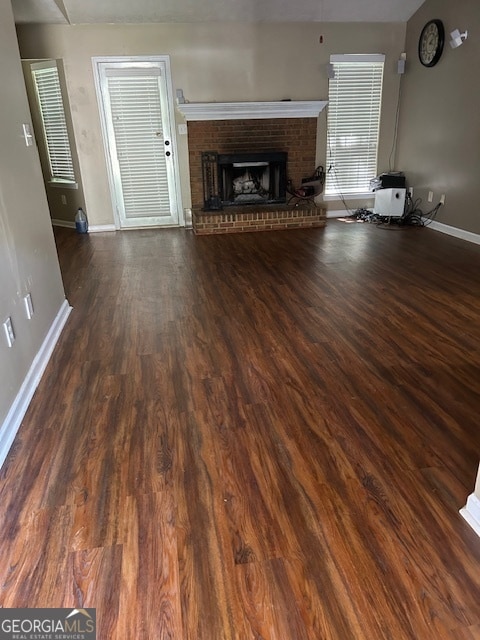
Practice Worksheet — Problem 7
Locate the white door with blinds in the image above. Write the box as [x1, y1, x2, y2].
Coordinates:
[94, 58, 181, 228]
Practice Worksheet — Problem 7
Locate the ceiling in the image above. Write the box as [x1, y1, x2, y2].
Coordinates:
[12, 0, 426, 25]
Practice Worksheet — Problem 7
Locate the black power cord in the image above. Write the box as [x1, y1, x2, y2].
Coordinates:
[349, 193, 443, 228]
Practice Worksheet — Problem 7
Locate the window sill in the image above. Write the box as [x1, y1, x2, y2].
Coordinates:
[49, 179, 78, 190]
[323, 192, 374, 201]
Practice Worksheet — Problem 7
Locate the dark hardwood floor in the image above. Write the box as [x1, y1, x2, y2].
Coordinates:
[1, 220, 479, 639]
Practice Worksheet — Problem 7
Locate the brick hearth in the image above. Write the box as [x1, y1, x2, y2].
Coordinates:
[193, 204, 326, 235]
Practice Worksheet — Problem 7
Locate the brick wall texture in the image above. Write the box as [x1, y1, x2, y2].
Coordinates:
[187, 118, 318, 209]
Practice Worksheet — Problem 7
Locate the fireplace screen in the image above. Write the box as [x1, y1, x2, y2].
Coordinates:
[217, 152, 287, 208]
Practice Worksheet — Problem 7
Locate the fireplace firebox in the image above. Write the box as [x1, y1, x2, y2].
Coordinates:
[201, 151, 287, 210]
[219, 151, 287, 207]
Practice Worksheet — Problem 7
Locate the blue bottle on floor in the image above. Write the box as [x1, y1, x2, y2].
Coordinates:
[75, 208, 88, 234]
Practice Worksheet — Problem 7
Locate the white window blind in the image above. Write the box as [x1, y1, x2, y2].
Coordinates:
[31, 62, 76, 183]
[106, 68, 170, 219]
[325, 54, 385, 197]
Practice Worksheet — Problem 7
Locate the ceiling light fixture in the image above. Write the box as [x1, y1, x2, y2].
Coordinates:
[449, 28, 468, 49]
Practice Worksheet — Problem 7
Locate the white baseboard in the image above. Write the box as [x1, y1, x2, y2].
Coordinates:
[460, 494, 480, 537]
[88, 224, 116, 233]
[328, 212, 480, 246]
[51, 220, 117, 233]
[51, 219, 75, 229]
[327, 209, 353, 218]
[426, 220, 480, 246]
[0, 299, 72, 470]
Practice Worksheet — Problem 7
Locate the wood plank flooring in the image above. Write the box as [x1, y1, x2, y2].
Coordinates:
[1, 221, 479, 639]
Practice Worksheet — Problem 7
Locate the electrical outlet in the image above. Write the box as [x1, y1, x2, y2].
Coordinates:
[24, 293, 34, 319]
[440, 194, 446, 205]
[408, 187, 414, 197]
[3, 317, 15, 348]
[428, 191, 434, 203]
[61, 195, 67, 205]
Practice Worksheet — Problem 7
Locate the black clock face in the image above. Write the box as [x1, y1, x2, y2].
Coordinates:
[418, 19, 445, 67]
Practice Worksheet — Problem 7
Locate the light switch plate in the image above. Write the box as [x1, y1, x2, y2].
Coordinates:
[22, 123, 34, 147]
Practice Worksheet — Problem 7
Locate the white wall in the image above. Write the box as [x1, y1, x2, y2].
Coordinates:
[460, 464, 480, 537]
[17, 22, 406, 225]
[0, 0, 67, 461]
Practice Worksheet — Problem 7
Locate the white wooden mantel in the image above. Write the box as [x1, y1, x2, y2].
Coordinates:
[176, 100, 328, 121]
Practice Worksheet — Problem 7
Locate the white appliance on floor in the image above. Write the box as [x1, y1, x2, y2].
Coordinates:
[374, 188, 406, 217]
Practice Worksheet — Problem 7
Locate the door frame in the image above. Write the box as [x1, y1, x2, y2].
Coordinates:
[92, 55, 184, 229]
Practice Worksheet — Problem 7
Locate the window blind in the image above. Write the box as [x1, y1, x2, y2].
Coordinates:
[325, 54, 385, 197]
[106, 70, 170, 219]
[31, 62, 75, 182]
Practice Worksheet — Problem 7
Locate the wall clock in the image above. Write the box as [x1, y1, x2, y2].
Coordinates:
[418, 19, 445, 67]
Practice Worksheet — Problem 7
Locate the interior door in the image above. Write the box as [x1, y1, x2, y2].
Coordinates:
[95, 58, 181, 228]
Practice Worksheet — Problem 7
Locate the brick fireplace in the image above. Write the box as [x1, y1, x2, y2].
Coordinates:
[179, 101, 328, 234]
